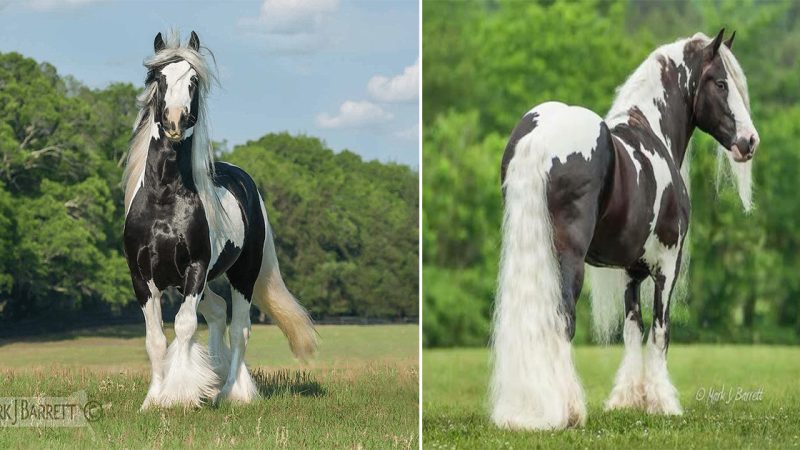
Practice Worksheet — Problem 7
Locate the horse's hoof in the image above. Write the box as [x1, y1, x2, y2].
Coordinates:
[605, 382, 646, 411]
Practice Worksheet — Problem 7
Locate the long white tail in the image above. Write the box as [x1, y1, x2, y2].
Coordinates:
[490, 133, 585, 430]
[252, 203, 317, 361]
[587, 266, 627, 344]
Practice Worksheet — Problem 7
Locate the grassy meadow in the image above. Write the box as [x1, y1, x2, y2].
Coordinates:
[423, 345, 800, 449]
[0, 324, 419, 449]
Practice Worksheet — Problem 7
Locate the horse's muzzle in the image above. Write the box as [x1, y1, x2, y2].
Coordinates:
[165, 129, 184, 141]
[731, 134, 759, 162]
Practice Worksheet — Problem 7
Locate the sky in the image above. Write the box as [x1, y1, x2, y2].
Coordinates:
[0, 0, 420, 167]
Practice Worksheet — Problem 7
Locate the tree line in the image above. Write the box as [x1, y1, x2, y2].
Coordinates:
[423, 0, 800, 346]
[0, 51, 418, 326]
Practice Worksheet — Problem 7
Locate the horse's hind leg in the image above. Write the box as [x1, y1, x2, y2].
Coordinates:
[551, 208, 598, 427]
[198, 286, 231, 382]
[644, 248, 683, 415]
[217, 287, 259, 403]
[605, 269, 647, 410]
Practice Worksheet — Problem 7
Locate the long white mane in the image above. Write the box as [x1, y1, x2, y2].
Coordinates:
[122, 30, 227, 228]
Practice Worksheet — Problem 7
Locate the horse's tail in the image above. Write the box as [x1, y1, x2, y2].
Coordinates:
[587, 266, 627, 344]
[490, 132, 585, 430]
[251, 200, 317, 362]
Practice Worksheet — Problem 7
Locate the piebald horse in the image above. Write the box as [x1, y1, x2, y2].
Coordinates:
[493, 29, 758, 429]
[123, 31, 317, 409]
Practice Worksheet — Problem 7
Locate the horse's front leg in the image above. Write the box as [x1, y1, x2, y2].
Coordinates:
[644, 249, 683, 415]
[133, 278, 167, 410]
[605, 270, 647, 410]
[158, 263, 219, 407]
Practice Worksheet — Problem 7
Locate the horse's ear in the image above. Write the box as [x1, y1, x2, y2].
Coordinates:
[189, 31, 200, 51]
[154, 32, 165, 52]
[724, 30, 736, 49]
[707, 28, 725, 58]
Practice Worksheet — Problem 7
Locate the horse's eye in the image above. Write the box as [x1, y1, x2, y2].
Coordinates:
[715, 80, 728, 91]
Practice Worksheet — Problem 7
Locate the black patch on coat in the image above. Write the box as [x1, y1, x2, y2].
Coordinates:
[655, 55, 694, 165]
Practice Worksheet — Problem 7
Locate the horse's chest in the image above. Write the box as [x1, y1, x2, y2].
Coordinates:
[124, 194, 210, 289]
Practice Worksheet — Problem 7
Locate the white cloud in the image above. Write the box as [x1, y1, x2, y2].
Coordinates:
[27, 0, 103, 10]
[239, 0, 340, 53]
[257, 0, 339, 35]
[393, 125, 419, 141]
[367, 58, 419, 103]
[316, 101, 394, 129]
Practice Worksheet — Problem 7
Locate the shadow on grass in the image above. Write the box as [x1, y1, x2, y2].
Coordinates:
[252, 368, 326, 398]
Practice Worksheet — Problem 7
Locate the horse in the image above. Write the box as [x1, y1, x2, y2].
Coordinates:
[492, 29, 758, 430]
[122, 31, 317, 409]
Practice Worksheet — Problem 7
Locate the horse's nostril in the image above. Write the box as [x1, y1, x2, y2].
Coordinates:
[749, 136, 756, 147]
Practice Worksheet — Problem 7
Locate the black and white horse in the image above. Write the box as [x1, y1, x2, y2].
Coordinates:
[492, 30, 758, 429]
[122, 31, 316, 409]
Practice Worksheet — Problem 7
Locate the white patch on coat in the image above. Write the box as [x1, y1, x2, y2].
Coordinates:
[492, 117, 586, 430]
[616, 140, 643, 184]
[162, 60, 196, 112]
[523, 102, 603, 172]
[208, 186, 246, 269]
[641, 149, 677, 263]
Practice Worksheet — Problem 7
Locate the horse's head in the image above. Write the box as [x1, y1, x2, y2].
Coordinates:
[151, 31, 202, 142]
[693, 29, 758, 162]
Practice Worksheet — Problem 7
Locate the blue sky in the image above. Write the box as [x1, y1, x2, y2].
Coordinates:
[0, 0, 420, 167]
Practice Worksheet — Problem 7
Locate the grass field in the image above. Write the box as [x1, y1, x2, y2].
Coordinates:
[423, 345, 800, 449]
[0, 324, 419, 449]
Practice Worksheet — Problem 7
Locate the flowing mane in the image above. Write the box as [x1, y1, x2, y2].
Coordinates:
[122, 30, 227, 225]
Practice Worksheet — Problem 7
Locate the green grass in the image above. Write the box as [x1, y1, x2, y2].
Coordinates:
[0, 324, 419, 449]
[423, 345, 800, 449]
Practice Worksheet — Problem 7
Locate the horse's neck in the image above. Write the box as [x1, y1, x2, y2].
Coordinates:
[144, 136, 196, 199]
[607, 60, 698, 169]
